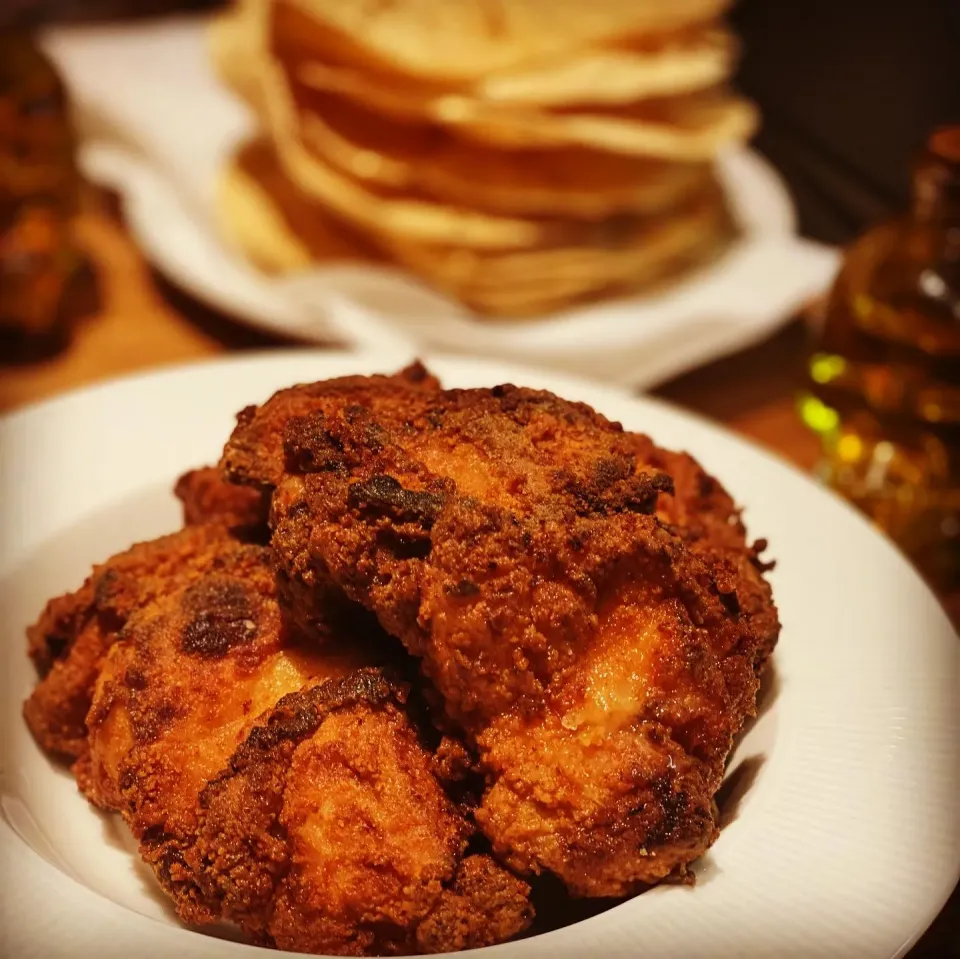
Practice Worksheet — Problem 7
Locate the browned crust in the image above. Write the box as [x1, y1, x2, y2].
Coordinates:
[174, 465, 270, 538]
[221, 360, 441, 490]
[415, 855, 534, 954]
[193, 670, 531, 952]
[23, 526, 263, 761]
[222, 367, 780, 897]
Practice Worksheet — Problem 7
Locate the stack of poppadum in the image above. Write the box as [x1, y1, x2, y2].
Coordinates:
[210, 0, 756, 317]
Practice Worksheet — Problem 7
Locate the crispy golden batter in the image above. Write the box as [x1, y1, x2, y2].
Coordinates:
[174, 465, 270, 536]
[25, 359, 775, 950]
[414, 854, 534, 954]
[629, 439, 780, 647]
[83, 533, 369, 921]
[222, 360, 441, 491]
[24, 525, 252, 761]
[195, 672, 531, 954]
[223, 368, 779, 897]
[27, 503, 531, 953]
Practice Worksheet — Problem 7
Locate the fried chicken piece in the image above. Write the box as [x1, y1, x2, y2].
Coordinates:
[82, 532, 371, 921]
[174, 465, 269, 536]
[195, 672, 531, 954]
[222, 360, 441, 491]
[626, 438, 780, 651]
[222, 370, 779, 897]
[27, 462, 268, 684]
[28, 519, 531, 953]
[414, 854, 535, 954]
[24, 457, 360, 763]
[24, 525, 254, 761]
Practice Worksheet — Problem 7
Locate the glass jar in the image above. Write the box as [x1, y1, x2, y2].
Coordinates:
[799, 126, 960, 618]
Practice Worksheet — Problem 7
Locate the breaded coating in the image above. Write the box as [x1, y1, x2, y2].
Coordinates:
[414, 854, 536, 954]
[23, 358, 775, 951]
[628, 438, 780, 652]
[222, 369, 779, 897]
[83, 534, 368, 921]
[24, 525, 252, 761]
[26, 513, 532, 954]
[222, 360, 441, 491]
[174, 465, 269, 536]
[194, 672, 531, 954]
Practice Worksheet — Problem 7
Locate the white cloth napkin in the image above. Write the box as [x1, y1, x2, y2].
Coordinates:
[41, 15, 841, 387]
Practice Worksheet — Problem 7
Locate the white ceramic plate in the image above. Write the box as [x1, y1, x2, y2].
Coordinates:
[1, 352, 957, 959]
[42, 18, 840, 388]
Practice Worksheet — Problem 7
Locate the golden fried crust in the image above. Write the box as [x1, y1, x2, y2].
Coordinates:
[634, 439, 780, 673]
[222, 361, 441, 490]
[174, 465, 269, 536]
[225, 373, 780, 896]
[23, 525, 253, 761]
[172, 464, 384, 642]
[415, 855, 534, 955]
[194, 672, 531, 954]
[84, 544, 371, 923]
[27, 582, 95, 678]
[72, 536, 523, 952]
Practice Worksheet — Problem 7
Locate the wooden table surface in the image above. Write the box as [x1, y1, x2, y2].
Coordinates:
[1, 197, 956, 956]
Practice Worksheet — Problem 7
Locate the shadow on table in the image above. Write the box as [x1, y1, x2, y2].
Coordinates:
[92, 181, 314, 354]
[150, 269, 314, 352]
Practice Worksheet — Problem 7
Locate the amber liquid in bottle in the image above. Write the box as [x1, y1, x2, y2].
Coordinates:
[799, 127, 960, 615]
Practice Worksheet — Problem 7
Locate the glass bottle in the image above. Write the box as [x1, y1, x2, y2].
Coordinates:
[0, 27, 81, 361]
[799, 125, 960, 619]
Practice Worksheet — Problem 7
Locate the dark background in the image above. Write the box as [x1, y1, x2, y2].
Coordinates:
[731, 0, 960, 243]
